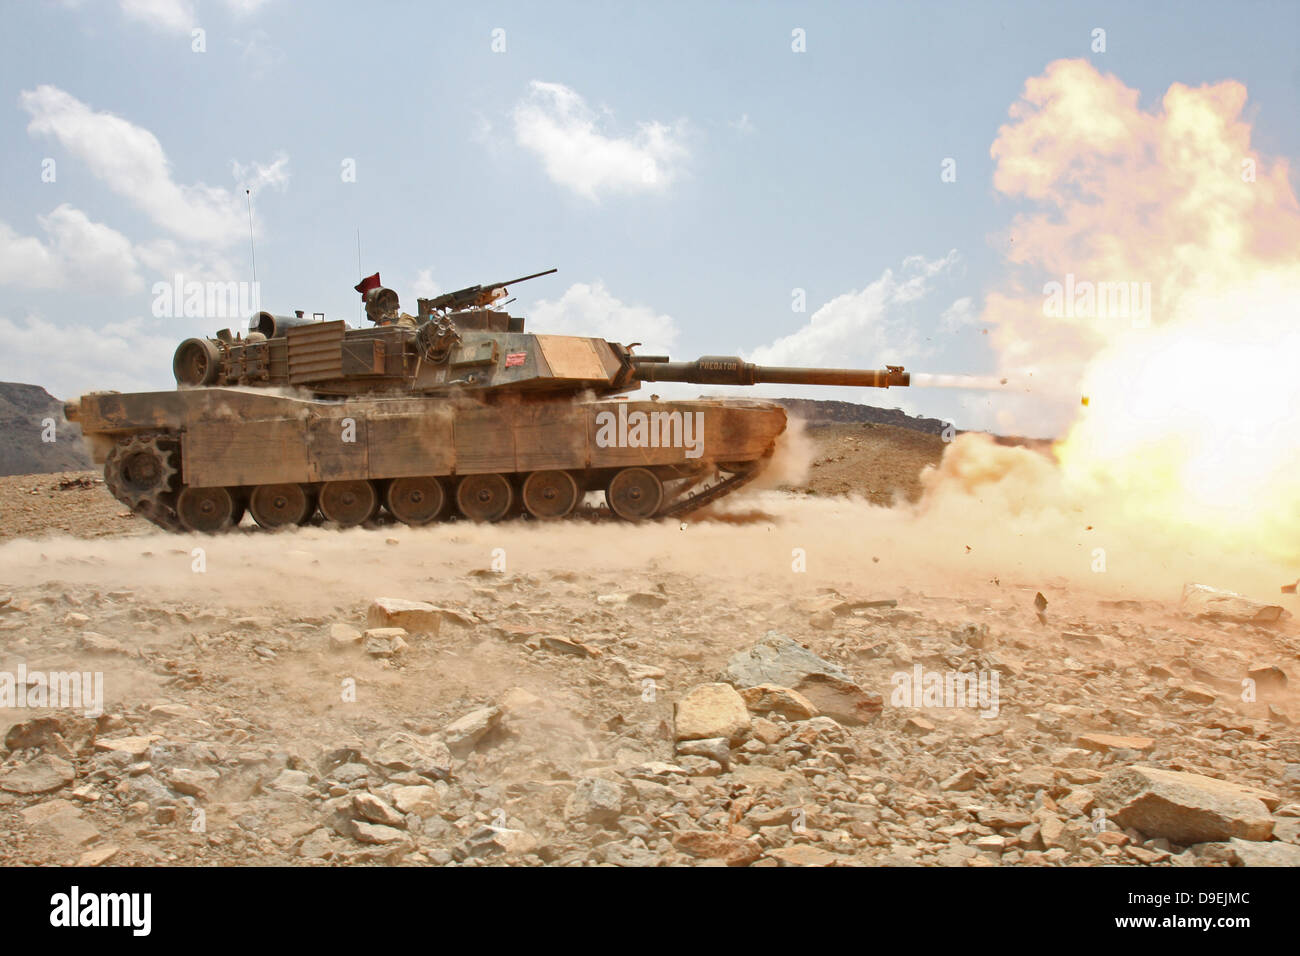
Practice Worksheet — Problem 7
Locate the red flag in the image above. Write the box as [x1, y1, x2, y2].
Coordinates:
[354, 272, 382, 296]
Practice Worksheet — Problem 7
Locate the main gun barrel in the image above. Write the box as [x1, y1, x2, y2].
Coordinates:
[632, 355, 909, 388]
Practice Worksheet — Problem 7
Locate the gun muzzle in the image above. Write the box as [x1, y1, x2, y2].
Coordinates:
[633, 356, 909, 388]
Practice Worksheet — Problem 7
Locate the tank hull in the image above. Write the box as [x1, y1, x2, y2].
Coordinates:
[71, 389, 786, 529]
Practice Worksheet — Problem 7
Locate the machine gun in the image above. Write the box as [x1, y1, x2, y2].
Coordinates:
[418, 268, 558, 316]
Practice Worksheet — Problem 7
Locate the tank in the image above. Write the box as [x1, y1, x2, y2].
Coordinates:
[65, 269, 910, 532]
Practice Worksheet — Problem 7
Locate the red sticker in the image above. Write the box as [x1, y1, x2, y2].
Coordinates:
[505, 352, 527, 367]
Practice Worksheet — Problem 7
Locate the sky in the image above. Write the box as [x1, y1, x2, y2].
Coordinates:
[1, 0, 1297, 437]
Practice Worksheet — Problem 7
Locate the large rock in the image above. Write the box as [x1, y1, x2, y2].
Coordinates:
[366, 598, 443, 635]
[1096, 766, 1276, 844]
[726, 633, 876, 724]
[1222, 838, 1300, 866]
[674, 683, 751, 742]
[1180, 584, 1286, 625]
[726, 632, 850, 686]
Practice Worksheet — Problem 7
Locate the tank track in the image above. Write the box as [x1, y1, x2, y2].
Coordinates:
[103, 433, 186, 532]
[102, 435, 765, 533]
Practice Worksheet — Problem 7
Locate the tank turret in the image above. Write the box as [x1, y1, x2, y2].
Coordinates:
[165, 269, 908, 399]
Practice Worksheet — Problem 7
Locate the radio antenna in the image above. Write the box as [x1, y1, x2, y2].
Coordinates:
[356, 228, 363, 323]
[245, 189, 257, 286]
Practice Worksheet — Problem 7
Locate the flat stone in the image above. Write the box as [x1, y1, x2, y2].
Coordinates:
[1077, 733, 1155, 754]
[977, 808, 1033, 829]
[674, 683, 751, 742]
[78, 632, 131, 655]
[78, 844, 120, 866]
[349, 820, 407, 845]
[36, 810, 101, 847]
[0, 755, 76, 794]
[93, 736, 158, 757]
[1095, 766, 1276, 844]
[329, 623, 363, 650]
[21, 799, 80, 825]
[367, 598, 443, 635]
[442, 706, 502, 756]
[766, 845, 841, 866]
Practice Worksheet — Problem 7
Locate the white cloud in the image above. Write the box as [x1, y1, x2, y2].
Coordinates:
[118, 0, 195, 34]
[410, 270, 441, 300]
[0, 205, 144, 294]
[747, 251, 961, 369]
[513, 81, 687, 200]
[223, 0, 272, 15]
[940, 296, 977, 333]
[21, 85, 287, 245]
[528, 281, 678, 355]
[0, 312, 186, 399]
[230, 152, 289, 194]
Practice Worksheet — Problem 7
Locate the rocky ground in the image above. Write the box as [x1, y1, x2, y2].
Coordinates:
[0, 424, 1297, 867]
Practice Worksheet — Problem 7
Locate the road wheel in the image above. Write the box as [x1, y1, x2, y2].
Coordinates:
[521, 470, 579, 520]
[249, 483, 315, 528]
[176, 486, 238, 533]
[456, 473, 513, 523]
[606, 467, 664, 521]
[319, 479, 380, 527]
[385, 476, 446, 526]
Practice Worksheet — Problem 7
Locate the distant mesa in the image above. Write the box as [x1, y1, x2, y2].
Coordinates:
[770, 398, 949, 435]
[0, 383, 92, 477]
